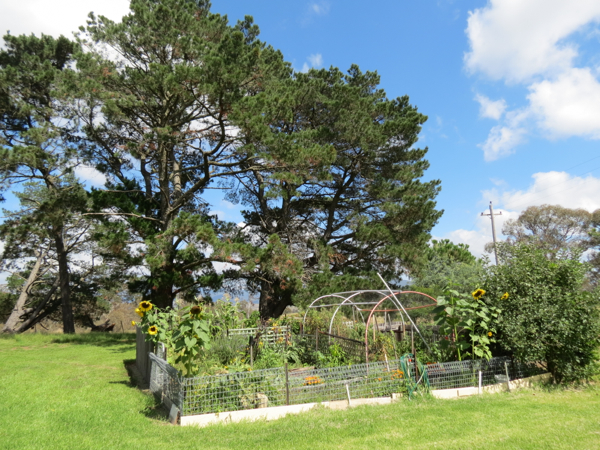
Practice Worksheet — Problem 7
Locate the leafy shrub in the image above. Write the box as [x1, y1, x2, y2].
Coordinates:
[484, 243, 600, 383]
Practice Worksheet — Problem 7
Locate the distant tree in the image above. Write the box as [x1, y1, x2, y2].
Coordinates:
[499, 204, 593, 260]
[411, 239, 483, 297]
[229, 66, 442, 318]
[583, 209, 600, 285]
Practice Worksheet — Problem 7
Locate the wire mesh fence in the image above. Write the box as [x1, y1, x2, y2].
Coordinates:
[149, 352, 183, 411]
[147, 353, 546, 417]
[425, 357, 544, 390]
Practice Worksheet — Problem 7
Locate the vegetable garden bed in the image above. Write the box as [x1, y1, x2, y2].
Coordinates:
[144, 349, 545, 420]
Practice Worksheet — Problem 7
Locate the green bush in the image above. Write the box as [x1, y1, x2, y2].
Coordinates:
[484, 243, 600, 383]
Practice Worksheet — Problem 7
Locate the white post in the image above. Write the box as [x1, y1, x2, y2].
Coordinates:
[345, 384, 352, 406]
[478, 370, 482, 394]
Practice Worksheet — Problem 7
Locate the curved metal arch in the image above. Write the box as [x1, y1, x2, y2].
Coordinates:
[325, 290, 408, 343]
[303, 290, 387, 329]
[327, 297, 366, 337]
[364, 290, 438, 364]
[302, 294, 347, 328]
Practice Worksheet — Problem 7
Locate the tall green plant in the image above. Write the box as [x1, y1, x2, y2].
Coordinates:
[137, 301, 211, 377]
[433, 289, 500, 361]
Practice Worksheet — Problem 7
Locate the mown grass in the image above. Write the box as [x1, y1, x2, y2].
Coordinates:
[1, 333, 599, 450]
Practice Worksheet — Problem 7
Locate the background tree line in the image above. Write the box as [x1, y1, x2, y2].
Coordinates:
[0, 0, 441, 333]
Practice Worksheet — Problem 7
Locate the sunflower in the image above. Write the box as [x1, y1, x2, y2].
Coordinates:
[472, 288, 486, 299]
[135, 308, 144, 318]
[501, 292, 509, 300]
[190, 305, 202, 316]
[139, 301, 153, 312]
[148, 325, 158, 335]
[488, 331, 493, 337]
[131, 321, 136, 327]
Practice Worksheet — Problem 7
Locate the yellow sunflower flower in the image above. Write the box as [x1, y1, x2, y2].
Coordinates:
[135, 308, 144, 317]
[501, 292, 509, 300]
[139, 301, 153, 312]
[148, 325, 158, 335]
[488, 331, 493, 337]
[472, 288, 486, 300]
[131, 321, 136, 327]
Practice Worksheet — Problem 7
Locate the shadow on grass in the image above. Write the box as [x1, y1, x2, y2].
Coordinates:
[119, 358, 171, 422]
[51, 332, 136, 350]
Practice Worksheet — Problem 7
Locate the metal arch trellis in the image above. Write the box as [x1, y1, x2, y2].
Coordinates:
[302, 282, 437, 364]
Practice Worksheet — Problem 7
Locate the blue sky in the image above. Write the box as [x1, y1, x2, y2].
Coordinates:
[2, 0, 600, 257]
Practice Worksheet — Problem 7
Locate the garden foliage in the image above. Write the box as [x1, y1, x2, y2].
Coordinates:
[484, 243, 600, 383]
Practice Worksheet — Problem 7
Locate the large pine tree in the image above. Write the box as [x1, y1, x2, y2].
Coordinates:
[75, 0, 288, 308]
[229, 66, 442, 318]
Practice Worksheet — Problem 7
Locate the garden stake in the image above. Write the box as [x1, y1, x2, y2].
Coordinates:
[315, 329, 319, 351]
[414, 348, 419, 383]
[285, 363, 290, 405]
[478, 370, 482, 394]
[345, 383, 352, 406]
[504, 361, 511, 392]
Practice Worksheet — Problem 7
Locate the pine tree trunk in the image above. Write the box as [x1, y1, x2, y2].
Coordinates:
[149, 275, 175, 310]
[54, 228, 75, 334]
[259, 280, 293, 320]
[2, 251, 44, 333]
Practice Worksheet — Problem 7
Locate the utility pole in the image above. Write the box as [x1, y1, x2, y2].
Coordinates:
[481, 201, 502, 265]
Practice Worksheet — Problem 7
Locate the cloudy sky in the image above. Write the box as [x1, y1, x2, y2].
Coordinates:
[2, 0, 600, 256]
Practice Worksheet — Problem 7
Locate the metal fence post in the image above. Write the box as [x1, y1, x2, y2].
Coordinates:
[249, 336, 254, 368]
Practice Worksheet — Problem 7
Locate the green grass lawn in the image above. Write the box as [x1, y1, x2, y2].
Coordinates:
[1, 333, 599, 450]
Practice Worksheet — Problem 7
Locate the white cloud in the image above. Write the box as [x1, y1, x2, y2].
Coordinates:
[487, 171, 600, 212]
[528, 67, 600, 138]
[74, 165, 107, 187]
[221, 200, 237, 210]
[213, 261, 240, 274]
[467, 1, 600, 158]
[310, 2, 330, 16]
[308, 53, 323, 67]
[465, 0, 600, 83]
[0, 0, 129, 40]
[301, 53, 324, 72]
[444, 228, 490, 257]
[475, 94, 507, 120]
[480, 124, 526, 161]
[441, 208, 519, 257]
[210, 210, 226, 220]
